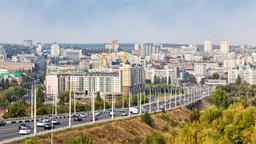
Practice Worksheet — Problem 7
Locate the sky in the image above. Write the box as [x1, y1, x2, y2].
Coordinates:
[0, 0, 255, 45]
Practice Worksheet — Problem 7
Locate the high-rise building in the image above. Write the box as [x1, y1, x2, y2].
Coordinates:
[119, 49, 145, 96]
[35, 43, 42, 54]
[220, 40, 229, 54]
[204, 41, 212, 53]
[45, 71, 121, 98]
[45, 74, 59, 98]
[50, 43, 60, 57]
[143, 43, 161, 57]
[23, 40, 33, 48]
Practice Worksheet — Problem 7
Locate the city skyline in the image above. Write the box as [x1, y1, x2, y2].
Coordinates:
[0, 0, 256, 45]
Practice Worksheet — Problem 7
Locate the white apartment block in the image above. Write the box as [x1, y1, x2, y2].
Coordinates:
[45, 74, 59, 98]
[204, 41, 212, 53]
[194, 63, 207, 76]
[223, 59, 237, 71]
[220, 40, 229, 54]
[145, 68, 177, 84]
[50, 43, 60, 56]
[228, 66, 256, 85]
[57, 72, 121, 95]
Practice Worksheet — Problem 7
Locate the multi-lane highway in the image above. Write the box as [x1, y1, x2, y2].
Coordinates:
[0, 85, 212, 143]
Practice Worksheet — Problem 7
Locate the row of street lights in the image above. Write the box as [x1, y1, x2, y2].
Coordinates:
[26, 73, 210, 136]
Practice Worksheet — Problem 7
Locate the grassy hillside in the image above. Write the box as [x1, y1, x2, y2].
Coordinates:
[12, 108, 190, 144]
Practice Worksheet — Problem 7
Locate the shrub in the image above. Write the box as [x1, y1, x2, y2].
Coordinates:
[64, 135, 92, 144]
[143, 131, 166, 144]
[24, 138, 38, 144]
[141, 111, 155, 128]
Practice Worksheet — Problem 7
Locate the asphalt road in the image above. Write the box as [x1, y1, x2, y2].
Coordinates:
[0, 87, 211, 142]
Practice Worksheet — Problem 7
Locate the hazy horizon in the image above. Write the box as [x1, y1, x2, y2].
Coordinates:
[0, 0, 256, 45]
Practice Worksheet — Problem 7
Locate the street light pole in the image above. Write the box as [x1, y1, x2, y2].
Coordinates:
[69, 90, 72, 128]
[111, 92, 114, 120]
[149, 87, 151, 113]
[31, 84, 34, 119]
[74, 92, 76, 114]
[22, 73, 37, 134]
[157, 89, 159, 111]
[54, 93, 57, 116]
[122, 93, 124, 109]
[33, 80, 37, 135]
[139, 87, 142, 114]
[174, 87, 177, 108]
[128, 90, 131, 117]
[92, 92, 95, 123]
[103, 94, 105, 111]
[164, 88, 166, 110]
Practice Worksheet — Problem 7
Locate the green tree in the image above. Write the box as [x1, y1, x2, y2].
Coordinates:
[58, 91, 69, 105]
[141, 111, 155, 127]
[4, 79, 10, 89]
[3, 101, 27, 118]
[211, 89, 232, 109]
[236, 75, 242, 85]
[36, 86, 45, 105]
[96, 92, 101, 101]
[190, 108, 200, 122]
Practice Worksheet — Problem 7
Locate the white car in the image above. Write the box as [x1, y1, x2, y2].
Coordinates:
[120, 110, 128, 116]
[79, 113, 87, 118]
[19, 127, 32, 135]
[37, 119, 51, 127]
[129, 107, 139, 114]
[95, 111, 101, 116]
[109, 110, 115, 116]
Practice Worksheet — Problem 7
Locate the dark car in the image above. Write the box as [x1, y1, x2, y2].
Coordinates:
[44, 123, 54, 130]
[19, 123, 29, 130]
[90, 116, 98, 121]
[0, 120, 6, 126]
[73, 115, 82, 121]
